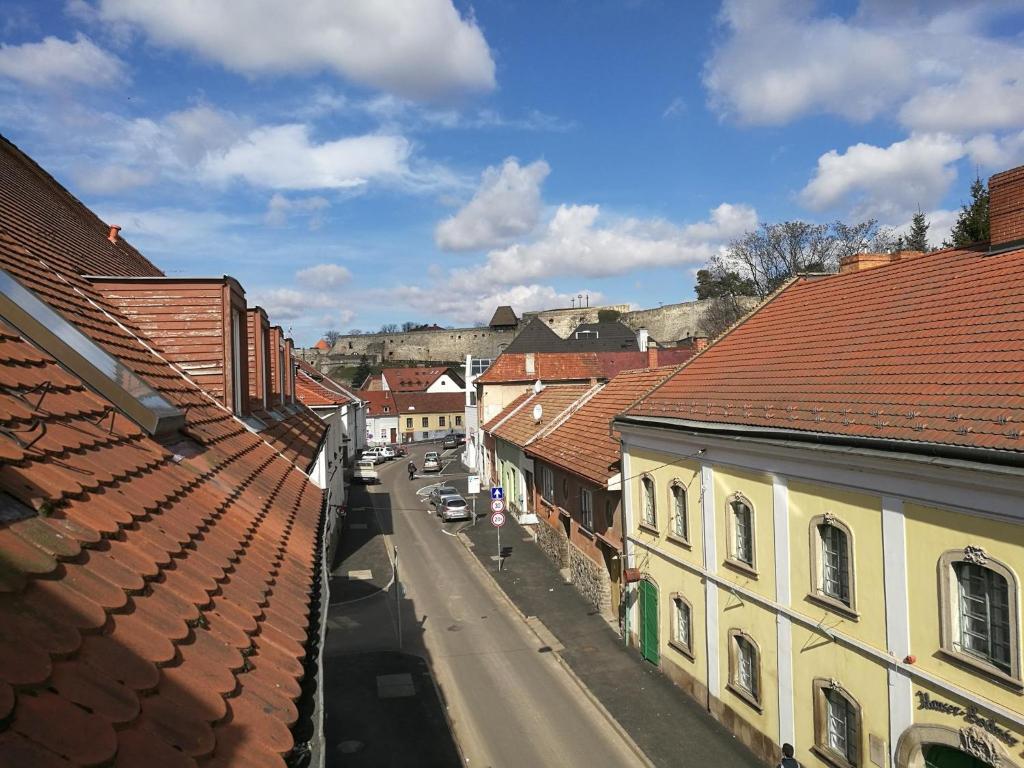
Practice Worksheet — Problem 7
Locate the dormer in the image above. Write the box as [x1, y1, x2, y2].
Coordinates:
[87, 275, 250, 417]
[268, 325, 286, 409]
[247, 306, 272, 411]
[284, 337, 297, 407]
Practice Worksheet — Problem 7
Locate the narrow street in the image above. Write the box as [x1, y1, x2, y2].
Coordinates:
[324, 444, 645, 767]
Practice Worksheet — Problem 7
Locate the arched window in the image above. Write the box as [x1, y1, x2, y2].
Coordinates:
[726, 493, 756, 573]
[727, 629, 761, 710]
[939, 548, 1020, 683]
[809, 514, 856, 615]
[669, 482, 688, 542]
[640, 476, 656, 528]
[669, 592, 694, 659]
[813, 679, 862, 767]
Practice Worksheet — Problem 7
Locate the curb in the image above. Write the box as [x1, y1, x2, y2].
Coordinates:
[456, 530, 655, 768]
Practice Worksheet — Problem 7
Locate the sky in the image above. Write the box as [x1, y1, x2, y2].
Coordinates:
[1, 1, 1023, 345]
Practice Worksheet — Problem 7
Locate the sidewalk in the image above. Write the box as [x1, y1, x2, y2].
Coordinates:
[459, 515, 763, 768]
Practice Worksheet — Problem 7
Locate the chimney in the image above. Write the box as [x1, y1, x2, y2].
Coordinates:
[525, 352, 535, 375]
[107, 225, 121, 243]
[694, 337, 709, 352]
[647, 344, 659, 368]
[990, 165, 1024, 248]
[636, 327, 649, 352]
[839, 252, 899, 273]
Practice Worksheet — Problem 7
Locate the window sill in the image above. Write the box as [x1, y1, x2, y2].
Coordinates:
[937, 647, 1023, 691]
[810, 746, 856, 768]
[638, 523, 660, 536]
[726, 683, 762, 713]
[806, 592, 859, 621]
[669, 640, 694, 661]
[577, 526, 594, 541]
[723, 558, 758, 579]
[666, 533, 691, 550]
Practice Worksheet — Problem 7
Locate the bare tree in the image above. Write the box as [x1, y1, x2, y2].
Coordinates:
[401, 321, 419, 332]
[347, 328, 365, 335]
[380, 323, 399, 333]
[323, 329, 342, 346]
[698, 295, 750, 339]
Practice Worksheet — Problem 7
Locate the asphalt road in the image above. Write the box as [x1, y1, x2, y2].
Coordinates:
[329, 443, 645, 768]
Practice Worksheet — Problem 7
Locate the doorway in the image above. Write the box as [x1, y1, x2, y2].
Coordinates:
[923, 746, 991, 768]
[389, 428, 396, 443]
[639, 579, 659, 665]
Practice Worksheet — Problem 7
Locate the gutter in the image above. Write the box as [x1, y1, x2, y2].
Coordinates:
[305, 421, 332, 476]
[614, 414, 1024, 473]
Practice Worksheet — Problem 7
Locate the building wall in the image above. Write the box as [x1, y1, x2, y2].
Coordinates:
[366, 414, 399, 445]
[622, 428, 1024, 768]
[398, 410, 464, 442]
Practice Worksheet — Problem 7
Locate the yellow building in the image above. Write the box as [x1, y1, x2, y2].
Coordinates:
[613, 164, 1024, 768]
[393, 391, 465, 442]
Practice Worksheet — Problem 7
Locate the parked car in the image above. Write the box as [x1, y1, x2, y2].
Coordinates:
[429, 485, 459, 506]
[441, 433, 465, 449]
[423, 451, 441, 472]
[389, 443, 408, 457]
[353, 458, 379, 484]
[378, 445, 396, 460]
[438, 495, 470, 521]
[361, 447, 386, 464]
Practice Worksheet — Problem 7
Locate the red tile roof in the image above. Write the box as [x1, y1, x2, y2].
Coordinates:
[359, 374, 383, 391]
[393, 391, 466, 416]
[484, 384, 594, 448]
[362, 389, 398, 417]
[0, 136, 323, 766]
[626, 245, 1024, 457]
[382, 366, 449, 392]
[295, 360, 359, 408]
[529, 367, 677, 485]
[475, 348, 697, 384]
[313, 339, 330, 351]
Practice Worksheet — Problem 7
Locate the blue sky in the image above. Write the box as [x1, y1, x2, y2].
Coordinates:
[1, 0, 1023, 344]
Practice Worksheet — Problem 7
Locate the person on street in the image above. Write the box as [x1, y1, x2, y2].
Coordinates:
[407, 461, 416, 481]
[778, 743, 800, 768]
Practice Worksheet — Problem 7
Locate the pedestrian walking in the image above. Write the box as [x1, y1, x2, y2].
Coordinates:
[777, 743, 800, 768]
[407, 461, 416, 481]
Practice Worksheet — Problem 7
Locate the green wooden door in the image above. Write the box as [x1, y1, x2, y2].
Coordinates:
[923, 746, 989, 768]
[639, 580, 659, 664]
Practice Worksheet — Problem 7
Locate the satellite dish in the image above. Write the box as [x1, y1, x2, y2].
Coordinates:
[532, 404, 543, 423]
[533, 379, 543, 394]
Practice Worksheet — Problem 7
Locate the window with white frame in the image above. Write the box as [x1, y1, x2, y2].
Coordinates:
[728, 630, 760, 708]
[810, 515, 856, 614]
[406, 417, 412, 429]
[670, 482, 687, 541]
[641, 476, 656, 528]
[541, 466, 554, 503]
[455, 415, 462, 426]
[813, 679, 861, 768]
[727, 494, 755, 570]
[580, 488, 593, 530]
[939, 548, 1019, 682]
[671, 594, 692, 656]
[421, 417, 428, 428]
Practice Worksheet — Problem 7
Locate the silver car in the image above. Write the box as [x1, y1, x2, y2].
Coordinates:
[438, 495, 470, 522]
[429, 485, 459, 507]
[423, 451, 441, 472]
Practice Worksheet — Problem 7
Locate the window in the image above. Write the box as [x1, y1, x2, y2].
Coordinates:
[670, 594, 693, 657]
[439, 416, 446, 427]
[939, 549, 1019, 683]
[455, 415, 462, 426]
[383, 406, 390, 413]
[813, 679, 861, 768]
[810, 515, 856, 615]
[421, 417, 429, 428]
[641, 476, 656, 528]
[669, 482, 688, 541]
[379, 429, 386, 439]
[580, 489, 593, 530]
[728, 630, 760, 709]
[727, 493, 756, 572]
[541, 466, 554, 503]
[406, 417, 413, 429]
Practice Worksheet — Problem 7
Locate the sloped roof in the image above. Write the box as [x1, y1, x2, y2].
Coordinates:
[393, 391, 466, 416]
[489, 305, 518, 327]
[0, 136, 323, 765]
[504, 317, 566, 353]
[567, 321, 639, 351]
[295, 360, 359, 408]
[360, 373, 383, 391]
[475, 348, 699, 384]
[362, 389, 398, 417]
[529, 367, 677, 485]
[484, 384, 593, 448]
[313, 339, 330, 350]
[382, 366, 449, 392]
[626, 245, 1024, 458]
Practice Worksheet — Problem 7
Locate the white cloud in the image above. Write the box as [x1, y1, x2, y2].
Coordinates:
[0, 34, 124, 88]
[392, 283, 604, 325]
[295, 263, 351, 288]
[704, 1, 1024, 134]
[92, 0, 496, 100]
[965, 131, 1024, 171]
[95, 206, 244, 246]
[447, 201, 758, 293]
[265, 194, 330, 229]
[250, 287, 352, 329]
[200, 125, 410, 190]
[800, 134, 965, 221]
[435, 158, 550, 251]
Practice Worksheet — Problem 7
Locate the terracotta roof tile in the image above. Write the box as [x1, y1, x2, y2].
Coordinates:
[627, 246, 1024, 456]
[0, 137, 325, 765]
[529, 366, 678, 485]
[362, 389, 397, 416]
[294, 359, 359, 408]
[382, 366, 457, 392]
[475, 348, 697, 384]
[484, 384, 593, 448]
[392, 391, 465, 415]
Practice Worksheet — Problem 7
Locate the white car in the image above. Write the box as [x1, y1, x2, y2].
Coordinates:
[353, 459, 379, 483]
[362, 447, 387, 465]
[378, 445, 396, 460]
[423, 451, 441, 472]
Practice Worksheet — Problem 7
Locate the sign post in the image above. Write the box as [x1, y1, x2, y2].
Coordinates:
[490, 505, 506, 571]
[468, 475, 480, 525]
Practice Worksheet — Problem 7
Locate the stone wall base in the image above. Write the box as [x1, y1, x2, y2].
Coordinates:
[568, 540, 611, 618]
[536, 517, 569, 568]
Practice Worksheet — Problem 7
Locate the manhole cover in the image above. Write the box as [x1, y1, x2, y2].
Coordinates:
[338, 740, 364, 754]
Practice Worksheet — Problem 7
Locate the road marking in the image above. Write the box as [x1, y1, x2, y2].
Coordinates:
[441, 529, 459, 537]
[347, 569, 373, 580]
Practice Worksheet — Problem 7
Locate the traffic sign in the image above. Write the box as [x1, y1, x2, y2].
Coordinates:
[490, 486, 504, 500]
[490, 499, 505, 513]
[467, 475, 481, 495]
[491, 511, 506, 527]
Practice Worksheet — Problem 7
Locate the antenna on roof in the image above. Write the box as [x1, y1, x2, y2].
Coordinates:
[532, 404, 543, 423]
[533, 379, 542, 394]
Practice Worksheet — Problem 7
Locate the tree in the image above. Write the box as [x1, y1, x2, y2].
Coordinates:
[353, 355, 372, 388]
[697, 295, 749, 339]
[905, 208, 930, 252]
[323, 329, 342, 346]
[944, 176, 989, 248]
[400, 321, 419, 332]
[380, 323, 399, 333]
[597, 308, 621, 322]
[347, 328, 364, 335]
[694, 269, 756, 299]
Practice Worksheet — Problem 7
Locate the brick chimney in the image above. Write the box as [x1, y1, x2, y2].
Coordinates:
[646, 345, 658, 368]
[990, 165, 1024, 248]
[693, 337, 709, 352]
[839, 252, 899, 273]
